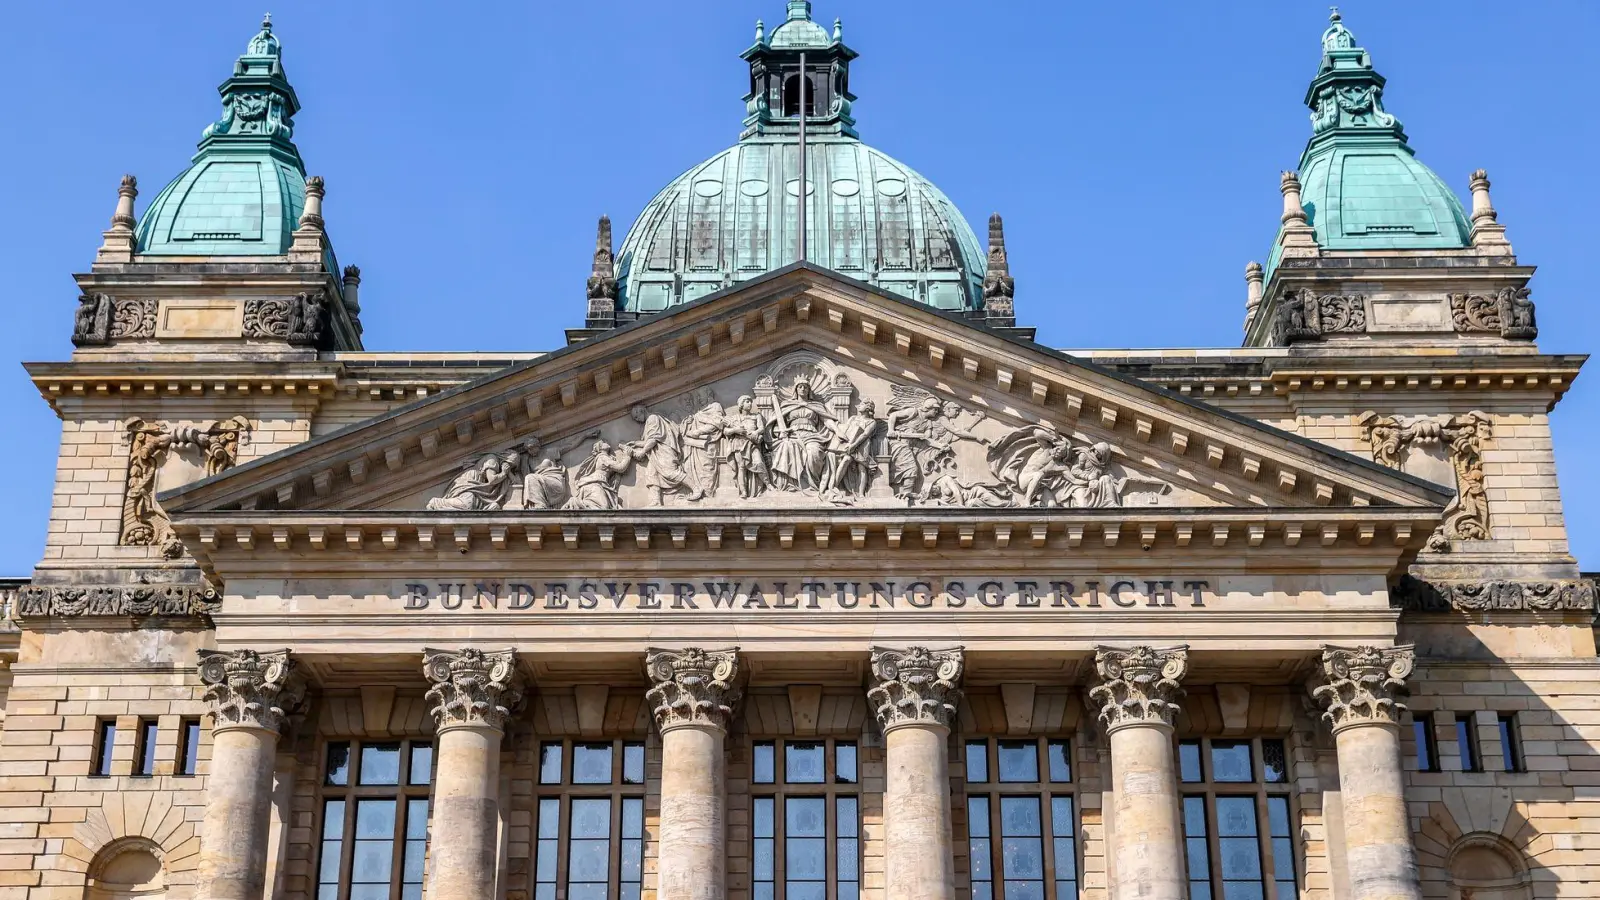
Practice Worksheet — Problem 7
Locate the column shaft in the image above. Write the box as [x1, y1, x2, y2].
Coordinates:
[197, 726, 279, 900]
[883, 723, 955, 900]
[1107, 723, 1185, 900]
[1334, 723, 1422, 900]
[427, 725, 505, 900]
[657, 724, 728, 900]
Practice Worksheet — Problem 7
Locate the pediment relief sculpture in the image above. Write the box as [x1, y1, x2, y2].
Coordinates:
[423, 352, 1175, 511]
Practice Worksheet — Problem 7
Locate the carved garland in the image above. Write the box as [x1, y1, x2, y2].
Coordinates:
[423, 648, 523, 731]
[645, 647, 741, 732]
[15, 583, 221, 621]
[867, 646, 964, 731]
[1309, 644, 1414, 732]
[1088, 644, 1188, 730]
[1355, 410, 1491, 551]
[1391, 575, 1597, 613]
[119, 416, 251, 558]
[1449, 288, 1537, 341]
[197, 648, 305, 734]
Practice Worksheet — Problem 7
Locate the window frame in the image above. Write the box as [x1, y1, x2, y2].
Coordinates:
[90, 719, 117, 778]
[961, 736, 1079, 900]
[132, 718, 159, 778]
[1412, 714, 1439, 773]
[531, 737, 649, 900]
[749, 737, 862, 900]
[1177, 736, 1299, 900]
[1496, 713, 1524, 773]
[175, 718, 202, 777]
[314, 738, 435, 900]
[1455, 714, 1483, 773]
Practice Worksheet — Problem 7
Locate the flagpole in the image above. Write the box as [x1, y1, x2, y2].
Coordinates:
[797, 51, 808, 264]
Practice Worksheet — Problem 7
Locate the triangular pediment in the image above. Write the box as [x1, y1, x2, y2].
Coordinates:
[162, 265, 1452, 521]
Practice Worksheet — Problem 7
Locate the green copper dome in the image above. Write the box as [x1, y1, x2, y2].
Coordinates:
[136, 16, 311, 256]
[1268, 11, 1471, 273]
[614, 2, 986, 314]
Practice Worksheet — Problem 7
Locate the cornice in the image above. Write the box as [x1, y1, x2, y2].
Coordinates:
[26, 360, 342, 412]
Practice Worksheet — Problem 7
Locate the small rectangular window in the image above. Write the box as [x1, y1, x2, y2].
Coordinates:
[1260, 739, 1289, 784]
[91, 720, 117, 778]
[997, 740, 1039, 783]
[572, 742, 614, 785]
[1179, 739, 1204, 783]
[176, 719, 201, 776]
[359, 742, 402, 786]
[1497, 714, 1523, 773]
[133, 719, 159, 777]
[622, 741, 646, 785]
[965, 740, 990, 784]
[785, 741, 825, 783]
[407, 742, 433, 786]
[1456, 715, 1481, 772]
[968, 796, 993, 897]
[324, 741, 351, 786]
[1047, 739, 1073, 783]
[1412, 715, 1438, 773]
[1210, 740, 1254, 783]
[538, 742, 564, 785]
[838, 795, 861, 899]
[753, 741, 776, 784]
[1183, 796, 1212, 900]
[835, 741, 858, 784]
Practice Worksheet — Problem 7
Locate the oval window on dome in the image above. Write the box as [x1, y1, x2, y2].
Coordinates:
[784, 179, 817, 197]
[876, 178, 907, 198]
[832, 179, 861, 197]
[739, 180, 769, 198]
[692, 180, 724, 198]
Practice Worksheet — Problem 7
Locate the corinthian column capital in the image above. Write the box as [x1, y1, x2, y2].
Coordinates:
[1311, 644, 1415, 732]
[1089, 644, 1189, 732]
[868, 646, 964, 732]
[197, 648, 305, 734]
[646, 646, 741, 732]
[423, 647, 523, 732]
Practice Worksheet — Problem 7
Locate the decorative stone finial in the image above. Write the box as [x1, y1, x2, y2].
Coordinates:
[833, 17, 842, 40]
[111, 175, 138, 231]
[1467, 168, 1513, 254]
[423, 647, 523, 732]
[298, 176, 325, 231]
[96, 175, 142, 264]
[1243, 261, 1265, 332]
[1089, 645, 1188, 731]
[1310, 644, 1415, 732]
[197, 648, 305, 734]
[981, 213, 1015, 321]
[341, 265, 363, 331]
[1280, 171, 1307, 225]
[585, 215, 620, 329]
[646, 647, 741, 732]
[867, 646, 964, 731]
[1276, 171, 1320, 258]
[755, 19, 765, 43]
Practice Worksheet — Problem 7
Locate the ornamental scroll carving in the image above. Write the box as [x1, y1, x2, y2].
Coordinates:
[1356, 410, 1492, 551]
[1088, 645, 1188, 731]
[1449, 288, 1537, 341]
[423, 648, 523, 732]
[120, 416, 252, 558]
[1310, 644, 1415, 732]
[867, 646, 964, 731]
[16, 582, 220, 621]
[243, 291, 329, 346]
[1270, 288, 1368, 345]
[1391, 575, 1597, 613]
[425, 354, 1172, 511]
[645, 647, 741, 732]
[197, 648, 305, 734]
[72, 294, 158, 346]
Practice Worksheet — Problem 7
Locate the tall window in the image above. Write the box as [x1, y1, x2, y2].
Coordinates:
[91, 720, 116, 778]
[1496, 713, 1523, 773]
[1455, 714, 1482, 772]
[176, 718, 202, 776]
[1179, 738, 1296, 900]
[317, 740, 433, 900]
[1412, 714, 1439, 773]
[133, 719, 159, 777]
[533, 739, 647, 900]
[751, 738, 861, 900]
[963, 737, 1077, 900]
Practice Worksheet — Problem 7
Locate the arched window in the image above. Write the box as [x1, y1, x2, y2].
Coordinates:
[1448, 834, 1531, 900]
[85, 840, 166, 900]
[782, 74, 820, 117]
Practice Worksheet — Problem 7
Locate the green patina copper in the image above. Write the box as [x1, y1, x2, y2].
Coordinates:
[136, 15, 311, 256]
[615, 2, 986, 314]
[1267, 10, 1471, 275]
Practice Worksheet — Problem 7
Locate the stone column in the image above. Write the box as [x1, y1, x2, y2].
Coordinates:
[423, 648, 523, 900]
[195, 649, 305, 900]
[1311, 645, 1423, 900]
[1089, 645, 1190, 900]
[647, 647, 741, 900]
[868, 646, 965, 900]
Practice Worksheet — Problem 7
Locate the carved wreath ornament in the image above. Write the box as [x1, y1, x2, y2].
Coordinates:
[1089, 645, 1189, 730]
[1310, 644, 1415, 732]
[867, 646, 964, 730]
[197, 648, 304, 734]
[645, 647, 741, 731]
[423, 648, 522, 731]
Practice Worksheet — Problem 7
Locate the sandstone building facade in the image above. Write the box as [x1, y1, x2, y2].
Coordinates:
[5, 6, 1596, 900]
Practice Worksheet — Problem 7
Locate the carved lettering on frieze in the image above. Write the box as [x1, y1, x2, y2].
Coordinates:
[1270, 288, 1367, 345]
[1088, 644, 1188, 731]
[1391, 575, 1597, 613]
[1448, 287, 1537, 340]
[120, 416, 252, 557]
[868, 646, 964, 731]
[645, 647, 741, 732]
[197, 648, 305, 734]
[1355, 410, 1491, 552]
[422, 647, 523, 731]
[1309, 644, 1414, 732]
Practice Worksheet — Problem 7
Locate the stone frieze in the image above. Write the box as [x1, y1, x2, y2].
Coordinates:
[1391, 575, 1597, 612]
[15, 582, 221, 620]
[1448, 287, 1537, 340]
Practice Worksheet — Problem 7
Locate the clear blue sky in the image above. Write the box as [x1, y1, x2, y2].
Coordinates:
[0, 1, 1595, 573]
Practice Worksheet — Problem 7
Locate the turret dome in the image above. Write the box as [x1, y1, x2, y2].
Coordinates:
[612, 2, 987, 316]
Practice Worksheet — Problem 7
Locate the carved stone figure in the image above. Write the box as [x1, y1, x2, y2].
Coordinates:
[823, 399, 880, 499]
[1089, 645, 1188, 730]
[884, 387, 981, 499]
[1497, 286, 1537, 339]
[768, 380, 835, 494]
[1448, 288, 1537, 340]
[200, 416, 251, 477]
[564, 440, 637, 510]
[723, 395, 771, 499]
[867, 646, 964, 731]
[1357, 410, 1491, 551]
[1272, 288, 1368, 344]
[683, 402, 727, 497]
[423, 648, 522, 731]
[919, 455, 1014, 508]
[1310, 644, 1415, 731]
[629, 404, 703, 504]
[120, 417, 253, 556]
[71, 293, 112, 346]
[197, 648, 304, 734]
[426, 452, 518, 511]
[645, 647, 741, 731]
[517, 432, 597, 510]
[989, 425, 1074, 505]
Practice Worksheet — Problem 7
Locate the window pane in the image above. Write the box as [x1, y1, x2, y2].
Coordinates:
[754, 835, 775, 880]
[838, 794, 861, 892]
[754, 741, 776, 784]
[568, 838, 610, 882]
[572, 742, 614, 785]
[405, 798, 429, 839]
[621, 798, 645, 889]
[1267, 797, 1291, 838]
[355, 799, 396, 838]
[1413, 717, 1434, 772]
[93, 722, 116, 777]
[787, 797, 826, 836]
[408, 743, 433, 786]
[535, 798, 559, 886]
[998, 741, 1039, 782]
[402, 799, 429, 883]
[966, 740, 990, 784]
[838, 796, 860, 837]
[1268, 797, 1296, 890]
[137, 721, 159, 776]
[968, 796, 991, 837]
[1001, 797, 1042, 836]
[1261, 740, 1288, 784]
[180, 720, 201, 776]
[836, 741, 859, 784]
[319, 799, 345, 889]
[754, 797, 775, 838]
[570, 798, 610, 837]
[1457, 717, 1480, 772]
[1002, 834, 1044, 878]
[1220, 837, 1262, 878]
[786, 741, 825, 783]
[539, 742, 564, 785]
[1048, 740, 1072, 783]
[623, 742, 646, 784]
[787, 836, 827, 879]
[969, 795, 993, 888]
[1222, 882, 1265, 900]
[352, 800, 397, 884]
[323, 799, 347, 839]
[1183, 796, 1211, 892]
[359, 743, 402, 786]
[1052, 795, 1078, 889]
[1180, 740, 1203, 783]
[1210, 741, 1253, 783]
[325, 741, 351, 786]
[537, 797, 561, 840]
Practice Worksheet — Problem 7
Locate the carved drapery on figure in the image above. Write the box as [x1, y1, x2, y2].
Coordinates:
[120, 416, 252, 557]
[1310, 644, 1415, 732]
[1391, 575, 1597, 613]
[423, 648, 522, 732]
[17, 582, 220, 621]
[1271, 288, 1368, 345]
[197, 648, 304, 734]
[1449, 288, 1537, 340]
[645, 647, 741, 732]
[1356, 410, 1492, 551]
[1088, 645, 1189, 730]
[72, 293, 159, 346]
[867, 646, 964, 731]
[243, 291, 329, 346]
